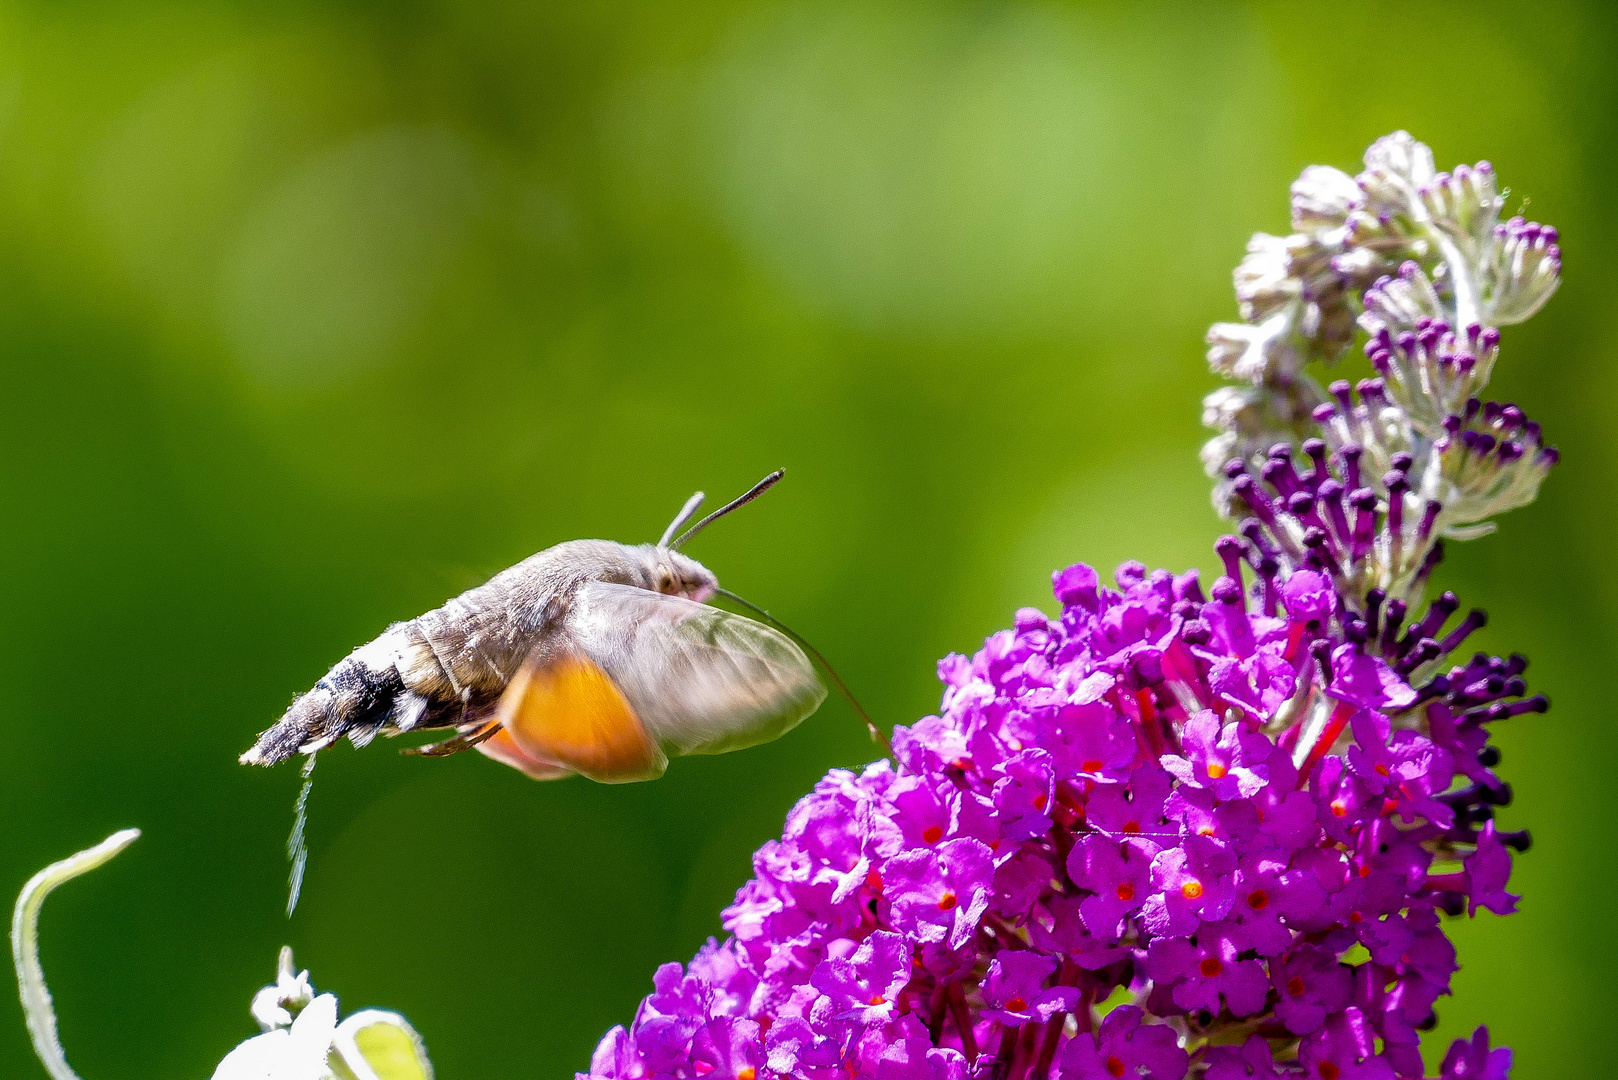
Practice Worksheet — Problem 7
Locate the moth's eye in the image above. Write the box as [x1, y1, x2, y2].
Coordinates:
[657, 571, 677, 594]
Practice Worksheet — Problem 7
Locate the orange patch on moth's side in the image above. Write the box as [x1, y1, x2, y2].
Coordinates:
[500, 651, 667, 782]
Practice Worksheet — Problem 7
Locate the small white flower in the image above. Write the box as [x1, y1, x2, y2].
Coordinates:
[212, 992, 339, 1080]
[250, 947, 316, 1031]
[216, 948, 436, 1080]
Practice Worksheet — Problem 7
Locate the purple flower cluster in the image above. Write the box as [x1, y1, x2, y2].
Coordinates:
[579, 131, 1557, 1080]
[580, 550, 1535, 1080]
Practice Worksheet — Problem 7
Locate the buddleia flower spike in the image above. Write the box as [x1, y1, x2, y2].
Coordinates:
[575, 132, 1553, 1080]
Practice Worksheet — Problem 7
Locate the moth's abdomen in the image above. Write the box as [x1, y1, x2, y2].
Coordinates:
[241, 544, 610, 767]
[240, 625, 445, 766]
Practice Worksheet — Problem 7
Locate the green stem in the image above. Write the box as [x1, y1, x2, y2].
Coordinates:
[11, 828, 141, 1080]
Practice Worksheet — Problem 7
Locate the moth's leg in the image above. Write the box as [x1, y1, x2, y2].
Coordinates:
[401, 718, 503, 758]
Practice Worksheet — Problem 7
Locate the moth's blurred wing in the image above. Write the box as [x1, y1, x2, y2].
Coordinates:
[495, 583, 826, 782]
[497, 647, 668, 783]
[473, 727, 576, 781]
[566, 582, 827, 758]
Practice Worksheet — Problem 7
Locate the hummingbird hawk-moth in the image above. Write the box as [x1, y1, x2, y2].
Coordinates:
[240, 471, 829, 784]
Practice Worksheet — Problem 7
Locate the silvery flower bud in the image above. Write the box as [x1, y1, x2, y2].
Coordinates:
[1201, 380, 1326, 512]
[1233, 233, 1299, 323]
[1483, 217, 1562, 325]
[1418, 162, 1503, 257]
[1291, 165, 1362, 231]
[1357, 130, 1436, 216]
[1203, 131, 1561, 548]
[1207, 314, 1300, 384]
[1427, 399, 1559, 533]
[1310, 378, 1417, 486]
[1364, 320, 1500, 435]
[1360, 261, 1448, 336]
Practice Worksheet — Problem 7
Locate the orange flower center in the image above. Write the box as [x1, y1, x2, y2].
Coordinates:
[1116, 882, 1136, 902]
[1106, 1056, 1127, 1078]
[922, 825, 944, 844]
[1247, 889, 1269, 910]
[1287, 976, 1307, 996]
[1318, 1064, 1340, 1080]
[938, 891, 957, 911]
[1206, 763, 1228, 779]
[1006, 996, 1027, 1011]
[1083, 759, 1104, 773]
[1199, 957, 1222, 977]
[1181, 881, 1204, 900]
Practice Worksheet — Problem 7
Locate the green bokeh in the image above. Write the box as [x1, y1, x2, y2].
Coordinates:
[0, 2, 1610, 1076]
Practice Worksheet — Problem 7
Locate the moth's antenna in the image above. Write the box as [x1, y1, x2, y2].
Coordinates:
[672, 470, 784, 550]
[286, 755, 317, 917]
[659, 491, 707, 548]
[716, 587, 890, 752]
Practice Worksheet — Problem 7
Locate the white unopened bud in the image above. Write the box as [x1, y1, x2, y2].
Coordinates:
[1291, 166, 1362, 231]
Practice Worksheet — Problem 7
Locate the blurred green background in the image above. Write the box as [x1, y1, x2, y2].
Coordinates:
[0, 1, 1608, 1077]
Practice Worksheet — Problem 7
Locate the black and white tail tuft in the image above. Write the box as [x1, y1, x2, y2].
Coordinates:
[240, 660, 412, 766]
